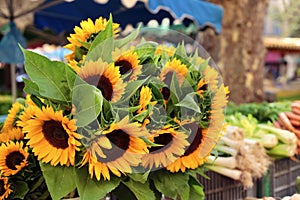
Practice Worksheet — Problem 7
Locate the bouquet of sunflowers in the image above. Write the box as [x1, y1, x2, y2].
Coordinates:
[0, 15, 229, 200]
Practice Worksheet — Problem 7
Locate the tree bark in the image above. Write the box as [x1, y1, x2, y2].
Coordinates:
[201, 0, 269, 104]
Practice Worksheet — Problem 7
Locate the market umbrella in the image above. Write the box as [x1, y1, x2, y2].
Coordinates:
[33, 0, 223, 34]
[0, 22, 27, 101]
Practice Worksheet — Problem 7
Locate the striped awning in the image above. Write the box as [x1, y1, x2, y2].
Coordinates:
[264, 37, 300, 51]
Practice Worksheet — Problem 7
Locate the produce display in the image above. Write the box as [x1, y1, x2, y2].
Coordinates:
[272, 100, 300, 154]
[206, 100, 300, 189]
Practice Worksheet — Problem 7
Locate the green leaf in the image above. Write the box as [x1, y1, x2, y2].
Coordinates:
[113, 182, 137, 200]
[188, 176, 205, 200]
[175, 93, 201, 113]
[114, 25, 140, 48]
[89, 15, 113, 50]
[22, 49, 76, 103]
[122, 179, 156, 200]
[23, 79, 40, 96]
[72, 81, 103, 127]
[40, 163, 76, 200]
[75, 166, 120, 200]
[151, 170, 190, 199]
[86, 15, 113, 62]
[127, 171, 150, 184]
[85, 37, 114, 63]
[116, 78, 149, 105]
[11, 181, 29, 199]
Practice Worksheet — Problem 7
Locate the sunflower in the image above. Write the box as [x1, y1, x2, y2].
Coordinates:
[78, 58, 126, 102]
[203, 65, 221, 92]
[16, 105, 40, 129]
[81, 117, 149, 181]
[137, 86, 156, 114]
[196, 78, 207, 98]
[166, 84, 229, 173]
[2, 102, 24, 132]
[112, 47, 142, 81]
[160, 58, 188, 87]
[23, 106, 82, 166]
[166, 122, 209, 173]
[154, 45, 176, 57]
[68, 55, 86, 73]
[0, 128, 24, 143]
[0, 177, 12, 199]
[141, 126, 189, 169]
[0, 141, 28, 176]
[65, 17, 119, 62]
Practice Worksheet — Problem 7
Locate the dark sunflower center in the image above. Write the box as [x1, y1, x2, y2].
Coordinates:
[199, 83, 207, 91]
[98, 129, 130, 162]
[0, 180, 5, 196]
[42, 120, 69, 149]
[149, 133, 173, 153]
[5, 151, 25, 170]
[115, 59, 133, 75]
[84, 75, 113, 101]
[182, 123, 203, 156]
[161, 87, 171, 101]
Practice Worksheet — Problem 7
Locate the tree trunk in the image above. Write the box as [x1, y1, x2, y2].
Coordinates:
[201, 0, 269, 104]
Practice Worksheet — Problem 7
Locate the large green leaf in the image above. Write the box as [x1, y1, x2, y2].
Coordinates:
[127, 171, 150, 184]
[72, 82, 103, 127]
[151, 170, 190, 200]
[23, 78, 40, 96]
[89, 15, 113, 52]
[40, 163, 76, 200]
[75, 166, 120, 200]
[85, 15, 114, 62]
[122, 179, 156, 200]
[85, 37, 114, 63]
[188, 176, 205, 200]
[22, 49, 76, 103]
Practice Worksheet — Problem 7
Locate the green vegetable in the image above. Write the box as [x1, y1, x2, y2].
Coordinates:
[266, 143, 296, 158]
[257, 124, 297, 145]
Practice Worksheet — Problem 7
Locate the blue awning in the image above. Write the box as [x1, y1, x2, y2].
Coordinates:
[0, 22, 27, 64]
[34, 0, 223, 34]
[147, 0, 223, 33]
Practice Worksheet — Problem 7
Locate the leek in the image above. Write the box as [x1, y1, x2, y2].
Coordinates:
[206, 155, 237, 169]
[206, 165, 253, 188]
[266, 143, 297, 158]
[257, 124, 297, 145]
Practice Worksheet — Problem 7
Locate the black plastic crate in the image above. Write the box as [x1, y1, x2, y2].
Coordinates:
[199, 171, 247, 200]
[257, 158, 300, 198]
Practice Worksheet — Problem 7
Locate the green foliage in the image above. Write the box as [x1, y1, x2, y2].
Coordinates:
[151, 170, 190, 200]
[226, 101, 291, 123]
[75, 166, 120, 200]
[72, 81, 103, 127]
[40, 163, 76, 200]
[22, 48, 76, 104]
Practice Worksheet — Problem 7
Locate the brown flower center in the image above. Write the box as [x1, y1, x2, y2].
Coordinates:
[5, 151, 25, 170]
[161, 87, 170, 101]
[42, 120, 69, 149]
[98, 129, 130, 162]
[115, 59, 133, 75]
[0, 179, 5, 196]
[149, 133, 173, 153]
[84, 75, 113, 101]
[182, 123, 203, 156]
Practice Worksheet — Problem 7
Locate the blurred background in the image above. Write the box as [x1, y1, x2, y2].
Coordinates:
[0, 0, 299, 110]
